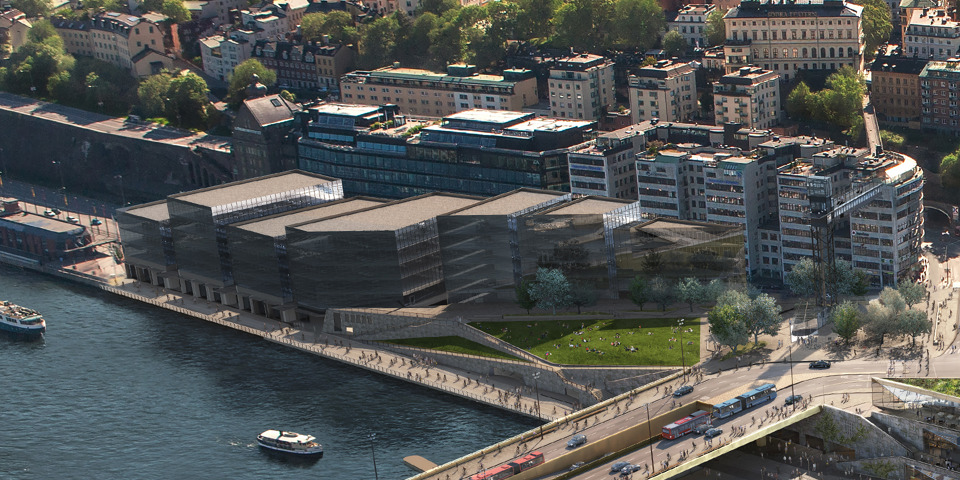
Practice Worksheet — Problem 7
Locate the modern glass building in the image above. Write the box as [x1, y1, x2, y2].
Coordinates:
[286, 193, 481, 313]
[115, 200, 175, 285]
[438, 189, 571, 303]
[166, 171, 344, 301]
[225, 197, 387, 319]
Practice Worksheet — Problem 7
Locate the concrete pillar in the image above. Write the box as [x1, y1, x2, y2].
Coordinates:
[191, 280, 202, 297]
[280, 308, 297, 323]
[221, 292, 238, 307]
[179, 277, 188, 293]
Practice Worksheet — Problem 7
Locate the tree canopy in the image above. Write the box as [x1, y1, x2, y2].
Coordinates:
[515, 278, 536, 313]
[11, 0, 50, 17]
[227, 59, 276, 103]
[853, 0, 892, 60]
[649, 276, 676, 311]
[300, 11, 359, 45]
[711, 288, 782, 347]
[629, 276, 649, 311]
[831, 301, 861, 344]
[704, 8, 726, 46]
[662, 30, 686, 57]
[528, 268, 571, 314]
[897, 279, 925, 308]
[708, 303, 749, 353]
[786, 67, 865, 132]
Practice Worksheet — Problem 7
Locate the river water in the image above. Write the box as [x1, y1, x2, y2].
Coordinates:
[0, 266, 536, 479]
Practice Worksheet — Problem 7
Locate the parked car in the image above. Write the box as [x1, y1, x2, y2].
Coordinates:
[673, 385, 694, 397]
[51, 208, 61, 215]
[694, 424, 712, 435]
[90, 218, 102, 226]
[66, 215, 80, 224]
[611, 461, 631, 473]
[784, 394, 803, 405]
[567, 434, 587, 448]
[809, 360, 831, 369]
[43, 209, 56, 217]
[704, 428, 723, 439]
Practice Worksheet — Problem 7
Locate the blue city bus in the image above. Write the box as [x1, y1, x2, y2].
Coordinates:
[737, 383, 777, 409]
[712, 398, 743, 419]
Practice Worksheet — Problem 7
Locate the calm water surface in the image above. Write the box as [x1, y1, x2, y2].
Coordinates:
[0, 266, 536, 479]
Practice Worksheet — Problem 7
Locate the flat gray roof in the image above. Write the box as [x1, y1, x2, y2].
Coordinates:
[543, 197, 634, 215]
[2, 212, 86, 234]
[311, 103, 382, 117]
[233, 198, 388, 237]
[449, 189, 566, 216]
[170, 171, 338, 208]
[445, 109, 532, 124]
[122, 200, 170, 222]
[294, 193, 480, 232]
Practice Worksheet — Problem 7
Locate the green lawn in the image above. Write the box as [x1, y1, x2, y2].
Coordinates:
[469, 318, 699, 366]
[900, 378, 960, 398]
[382, 336, 524, 361]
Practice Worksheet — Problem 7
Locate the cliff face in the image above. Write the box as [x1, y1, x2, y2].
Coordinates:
[0, 107, 234, 204]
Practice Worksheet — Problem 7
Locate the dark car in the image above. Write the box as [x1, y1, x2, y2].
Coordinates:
[51, 208, 61, 215]
[809, 360, 831, 369]
[90, 218, 102, 226]
[673, 385, 694, 397]
[611, 461, 631, 473]
[784, 394, 803, 405]
[569, 462, 584, 471]
[704, 428, 723, 439]
[694, 424, 712, 435]
[567, 434, 587, 448]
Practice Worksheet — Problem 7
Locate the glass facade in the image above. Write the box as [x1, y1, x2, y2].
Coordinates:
[116, 205, 174, 270]
[438, 215, 518, 303]
[225, 226, 289, 303]
[167, 199, 223, 285]
[517, 213, 615, 295]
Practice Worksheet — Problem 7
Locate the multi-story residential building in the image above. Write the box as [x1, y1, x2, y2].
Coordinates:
[714, 67, 781, 129]
[904, 9, 960, 60]
[919, 58, 960, 133]
[252, 39, 355, 91]
[340, 64, 538, 117]
[567, 124, 648, 199]
[898, 0, 940, 38]
[200, 31, 255, 81]
[548, 53, 615, 121]
[0, 8, 31, 53]
[722, 0, 864, 81]
[871, 53, 926, 128]
[298, 107, 594, 198]
[628, 60, 697, 123]
[53, 12, 169, 77]
[667, 4, 717, 47]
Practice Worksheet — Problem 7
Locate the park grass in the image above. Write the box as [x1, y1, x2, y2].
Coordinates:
[382, 336, 524, 361]
[469, 318, 699, 366]
[899, 378, 960, 397]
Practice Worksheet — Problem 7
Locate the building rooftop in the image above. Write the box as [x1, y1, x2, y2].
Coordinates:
[1, 211, 87, 235]
[726, 0, 862, 18]
[542, 196, 634, 215]
[633, 60, 696, 81]
[233, 197, 387, 237]
[293, 193, 481, 232]
[121, 200, 171, 222]
[899, 0, 937, 8]
[349, 66, 531, 87]
[507, 117, 594, 133]
[719, 67, 778, 85]
[170, 171, 339, 208]
[448, 189, 567, 216]
[444, 109, 533, 125]
[871, 55, 929, 75]
[907, 9, 960, 30]
[241, 94, 301, 127]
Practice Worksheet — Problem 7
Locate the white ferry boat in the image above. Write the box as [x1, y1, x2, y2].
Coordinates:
[257, 430, 323, 458]
[0, 301, 45, 338]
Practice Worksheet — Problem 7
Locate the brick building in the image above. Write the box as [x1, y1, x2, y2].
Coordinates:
[871, 53, 926, 128]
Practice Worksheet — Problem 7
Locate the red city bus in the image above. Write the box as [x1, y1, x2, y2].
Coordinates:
[508, 451, 545, 471]
[470, 464, 515, 480]
[661, 410, 711, 440]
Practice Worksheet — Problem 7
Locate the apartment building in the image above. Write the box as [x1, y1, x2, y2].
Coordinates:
[548, 53, 615, 121]
[904, 9, 960, 60]
[722, 0, 863, 80]
[200, 32, 255, 81]
[871, 53, 926, 128]
[920, 58, 960, 133]
[714, 67, 781, 129]
[53, 12, 168, 76]
[252, 39, 355, 91]
[567, 124, 648, 199]
[627, 60, 697, 124]
[0, 8, 30, 53]
[667, 4, 717, 47]
[340, 64, 538, 117]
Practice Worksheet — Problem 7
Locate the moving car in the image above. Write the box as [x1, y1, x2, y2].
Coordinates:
[694, 424, 712, 435]
[43, 209, 56, 217]
[90, 218, 102, 226]
[611, 461, 631, 473]
[569, 462, 584, 471]
[809, 360, 831, 369]
[673, 385, 694, 397]
[66, 215, 80, 224]
[567, 434, 587, 449]
[784, 394, 803, 405]
[704, 428, 723, 439]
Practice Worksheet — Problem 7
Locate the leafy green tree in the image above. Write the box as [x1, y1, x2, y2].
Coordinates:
[28, 19, 57, 43]
[160, 0, 191, 23]
[863, 287, 905, 346]
[853, 0, 892, 60]
[786, 81, 812, 119]
[516, 0, 558, 40]
[941, 147, 960, 188]
[811, 66, 865, 130]
[641, 251, 662, 272]
[528, 268, 571, 314]
[897, 279, 925, 308]
[629, 276, 649, 310]
[300, 11, 359, 44]
[899, 309, 931, 346]
[11, 0, 50, 17]
[165, 72, 210, 129]
[741, 293, 782, 346]
[676, 277, 704, 312]
[610, 0, 663, 51]
[568, 282, 598, 314]
[786, 258, 861, 305]
[396, 12, 439, 68]
[704, 279, 725, 303]
[83, 0, 124, 12]
[784, 257, 819, 298]
[704, 8, 726, 46]
[649, 276, 675, 311]
[418, 0, 459, 16]
[515, 278, 536, 314]
[360, 16, 399, 69]
[279, 89, 296, 103]
[850, 269, 870, 296]
[227, 58, 276, 103]
[554, 0, 614, 52]
[137, 73, 172, 117]
[662, 30, 686, 57]
[428, 13, 464, 67]
[708, 303, 749, 353]
[831, 301, 861, 344]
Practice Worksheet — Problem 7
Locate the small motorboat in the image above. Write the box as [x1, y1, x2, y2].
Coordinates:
[257, 430, 323, 459]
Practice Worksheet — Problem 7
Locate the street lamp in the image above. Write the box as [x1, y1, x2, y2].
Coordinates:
[678, 319, 686, 380]
[369, 433, 379, 480]
[645, 403, 655, 473]
[115, 175, 127, 206]
[532, 371, 542, 433]
[789, 342, 797, 411]
[52, 160, 66, 207]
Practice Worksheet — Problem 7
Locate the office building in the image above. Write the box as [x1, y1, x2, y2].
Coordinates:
[115, 200, 175, 285]
[628, 60, 698, 124]
[722, 0, 864, 80]
[567, 124, 649, 199]
[667, 4, 717, 48]
[340, 64, 538, 117]
[871, 53, 926, 128]
[548, 53, 615, 121]
[904, 9, 960, 60]
[920, 58, 960, 132]
[714, 67, 781, 130]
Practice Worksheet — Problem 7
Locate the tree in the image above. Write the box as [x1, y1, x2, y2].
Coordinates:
[418, 0, 459, 16]
[784, 257, 819, 298]
[853, 0, 892, 60]
[649, 276, 675, 311]
[165, 72, 210, 129]
[11, 0, 50, 17]
[360, 15, 399, 69]
[811, 67, 865, 130]
[786, 81, 812, 120]
[785, 257, 861, 305]
[227, 59, 276, 103]
[676, 277, 705, 312]
[641, 251, 663, 272]
[831, 301, 861, 344]
[515, 278, 536, 314]
[899, 309, 931, 346]
[516, 0, 558, 40]
[704, 8, 726, 46]
[300, 11, 359, 44]
[554, 0, 615, 52]
[137, 73, 171, 118]
[863, 287, 905, 346]
[27, 19, 57, 43]
[528, 268, 571, 314]
[741, 293, 782, 346]
[568, 282, 598, 314]
[897, 279, 925, 308]
[160, 0, 191, 23]
[662, 30, 686, 58]
[944, 146, 960, 188]
[703, 279, 725, 304]
[610, 0, 664, 52]
[629, 276, 649, 311]
[708, 303, 749, 353]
